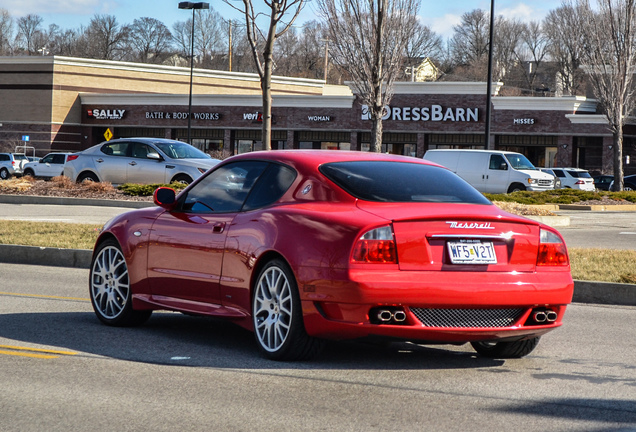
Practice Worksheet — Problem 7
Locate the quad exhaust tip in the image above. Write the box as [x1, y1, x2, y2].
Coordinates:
[533, 309, 558, 323]
[373, 308, 407, 324]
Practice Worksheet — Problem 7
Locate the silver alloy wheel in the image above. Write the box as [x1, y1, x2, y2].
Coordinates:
[253, 265, 293, 353]
[91, 245, 130, 319]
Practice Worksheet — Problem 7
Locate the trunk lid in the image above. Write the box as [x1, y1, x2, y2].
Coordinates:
[356, 202, 541, 272]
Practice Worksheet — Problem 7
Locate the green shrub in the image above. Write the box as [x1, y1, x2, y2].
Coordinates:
[118, 182, 188, 197]
[484, 189, 636, 205]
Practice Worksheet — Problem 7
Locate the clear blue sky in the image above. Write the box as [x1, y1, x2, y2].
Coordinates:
[3, 0, 557, 39]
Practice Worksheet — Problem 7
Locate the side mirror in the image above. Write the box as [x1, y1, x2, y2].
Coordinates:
[147, 152, 162, 161]
[154, 187, 177, 209]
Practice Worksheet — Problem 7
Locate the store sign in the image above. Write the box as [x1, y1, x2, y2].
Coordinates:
[88, 109, 126, 120]
[361, 104, 479, 122]
[243, 112, 263, 122]
[513, 118, 535, 125]
[145, 111, 220, 120]
[308, 115, 332, 122]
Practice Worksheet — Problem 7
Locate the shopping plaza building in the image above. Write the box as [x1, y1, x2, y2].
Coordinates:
[1, 56, 634, 176]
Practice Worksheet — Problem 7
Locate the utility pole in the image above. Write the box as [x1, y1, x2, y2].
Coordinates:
[228, 20, 233, 72]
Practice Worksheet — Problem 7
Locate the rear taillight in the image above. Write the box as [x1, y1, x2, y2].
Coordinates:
[67, 154, 79, 162]
[352, 226, 397, 263]
[537, 229, 569, 266]
[575, 180, 584, 185]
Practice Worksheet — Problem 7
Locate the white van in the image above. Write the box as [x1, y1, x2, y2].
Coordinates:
[423, 149, 555, 194]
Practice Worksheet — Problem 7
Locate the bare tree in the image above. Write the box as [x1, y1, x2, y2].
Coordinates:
[543, 3, 587, 96]
[574, 0, 636, 189]
[493, 16, 524, 82]
[224, 0, 305, 150]
[129, 17, 173, 63]
[318, 0, 420, 152]
[0, 9, 13, 55]
[449, 9, 490, 66]
[85, 14, 129, 60]
[196, 9, 226, 67]
[513, 21, 550, 95]
[15, 14, 43, 55]
[174, 10, 238, 69]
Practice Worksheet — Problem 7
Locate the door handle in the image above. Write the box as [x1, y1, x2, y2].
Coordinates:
[212, 222, 225, 233]
[96, 158, 104, 163]
[129, 161, 137, 166]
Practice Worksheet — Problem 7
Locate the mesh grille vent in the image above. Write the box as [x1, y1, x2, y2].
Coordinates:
[411, 308, 525, 328]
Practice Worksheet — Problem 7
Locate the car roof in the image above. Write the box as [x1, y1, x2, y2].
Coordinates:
[101, 137, 184, 145]
[425, 149, 521, 155]
[224, 150, 436, 168]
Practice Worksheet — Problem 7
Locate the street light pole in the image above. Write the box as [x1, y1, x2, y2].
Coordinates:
[485, 0, 495, 150]
[178, 2, 210, 145]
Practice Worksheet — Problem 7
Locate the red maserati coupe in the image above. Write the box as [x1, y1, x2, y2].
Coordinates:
[89, 150, 573, 361]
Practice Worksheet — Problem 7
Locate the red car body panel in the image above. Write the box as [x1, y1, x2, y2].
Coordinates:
[95, 150, 573, 346]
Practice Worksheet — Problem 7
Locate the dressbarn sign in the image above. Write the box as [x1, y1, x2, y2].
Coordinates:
[361, 104, 479, 122]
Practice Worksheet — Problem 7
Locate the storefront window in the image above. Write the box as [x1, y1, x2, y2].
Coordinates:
[428, 134, 485, 149]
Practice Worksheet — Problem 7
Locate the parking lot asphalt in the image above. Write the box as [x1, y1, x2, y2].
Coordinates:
[0, 194, 634, 306]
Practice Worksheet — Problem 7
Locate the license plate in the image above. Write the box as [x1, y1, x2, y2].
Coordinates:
[448, 241, 497, 264]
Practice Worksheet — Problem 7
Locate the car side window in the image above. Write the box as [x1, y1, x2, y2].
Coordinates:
[489, 154, 507, 170]
[243, 163, 296, 211]
[553, 169, 565, 178]
[0, 154, 8, 161]
[131, 143, 154, 159]
[101, 142, 129, 157]
[51, 154, 65, 164]
[180, 161, 268, 214]
[42, 154, 55, 163]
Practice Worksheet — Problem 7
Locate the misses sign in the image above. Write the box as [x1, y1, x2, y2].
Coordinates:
[362, 104, 479, 122]
[88, 109, 126, 120]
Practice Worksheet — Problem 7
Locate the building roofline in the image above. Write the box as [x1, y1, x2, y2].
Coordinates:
[0, 55, 327, 89]
[79, 93, 355, 108]
[493, 96, 597, 113]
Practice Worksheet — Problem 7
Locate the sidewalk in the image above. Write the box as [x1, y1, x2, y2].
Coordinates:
[1, 194, 635, 307]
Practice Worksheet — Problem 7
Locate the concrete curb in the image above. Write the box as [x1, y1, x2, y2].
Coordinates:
[525, 215, 571, 227]
[559, 204, 636, 211]
[0, 194, 153, 208]
[0, 244, 633, 306]
[0, 244, 92, 269]
[572, 280, 636, 306]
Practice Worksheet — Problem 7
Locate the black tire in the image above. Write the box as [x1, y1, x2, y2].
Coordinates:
[89, 238, 152, 327]
[471, 337, 540, 359]
[0, 167, 10, 180]
[23, 168, 35, 177]
[77, 171, 99, 183]
[171, 174, 193, 185]
[507, 183, 526, 193]
[252, 258, 325, 361]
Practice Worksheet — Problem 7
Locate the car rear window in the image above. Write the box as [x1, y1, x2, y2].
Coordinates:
[566, 170, 591, 178]
[320, 161, 491, 204]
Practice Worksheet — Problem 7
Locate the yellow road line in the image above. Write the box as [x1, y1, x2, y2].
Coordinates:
[0, 345, 77, 356]
[0, 349, 59, 359]
[0, 291, 89, 302]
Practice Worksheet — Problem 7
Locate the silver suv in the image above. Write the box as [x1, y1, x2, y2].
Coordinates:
[0, 153, 29, 179]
